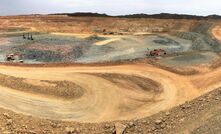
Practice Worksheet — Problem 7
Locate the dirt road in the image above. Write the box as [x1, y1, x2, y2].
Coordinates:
[0, 63, 214, 123]
[212, 23, 221, 42]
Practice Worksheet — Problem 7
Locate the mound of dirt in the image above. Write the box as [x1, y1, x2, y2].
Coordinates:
[93, 73, 162, 93]
[0, 73, 84, 99]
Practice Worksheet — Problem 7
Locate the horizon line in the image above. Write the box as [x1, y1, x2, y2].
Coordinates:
[0, 12, 220, 17]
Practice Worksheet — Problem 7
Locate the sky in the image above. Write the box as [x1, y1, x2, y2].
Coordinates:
[0, 0, 221, 16]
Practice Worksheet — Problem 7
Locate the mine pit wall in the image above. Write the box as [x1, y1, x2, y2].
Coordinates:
[0, 16, 204, 34]
[172, 22, 221, 52]
[0, 16, 218, 38]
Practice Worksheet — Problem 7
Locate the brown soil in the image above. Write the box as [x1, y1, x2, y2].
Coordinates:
[0, 62, 219, 123]
[92, 73, 162, 93]
[0, 73, 84, 100]
[0, 64, 192, 122]
[212, 23, 221, 42]
[0, 85, 220, 134]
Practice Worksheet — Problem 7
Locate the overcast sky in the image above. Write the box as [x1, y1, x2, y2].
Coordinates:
[1, 0, 221, 16]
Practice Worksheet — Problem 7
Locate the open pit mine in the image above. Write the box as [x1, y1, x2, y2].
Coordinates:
[0, 14, 221, 134]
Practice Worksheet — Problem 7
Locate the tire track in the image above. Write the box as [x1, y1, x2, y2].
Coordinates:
[0, 64, 200, 122]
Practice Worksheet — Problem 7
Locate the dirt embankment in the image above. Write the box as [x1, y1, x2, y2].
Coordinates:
[91, 73, 162, 93]
[0, 73, 84, 99]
